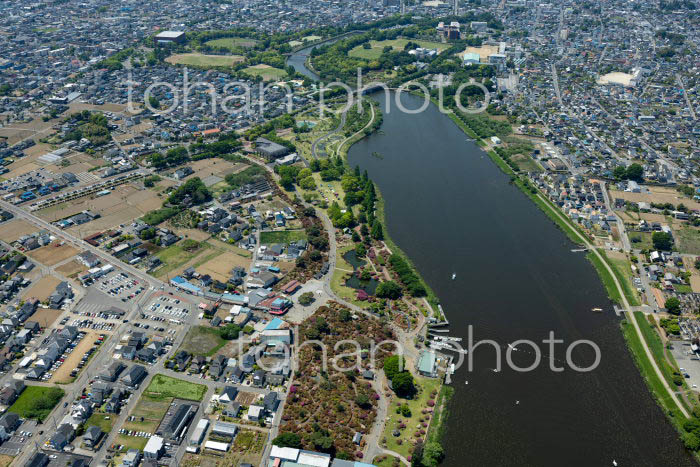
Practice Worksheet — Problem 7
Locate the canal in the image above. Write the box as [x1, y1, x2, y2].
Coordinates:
[347, 92, 695, 467]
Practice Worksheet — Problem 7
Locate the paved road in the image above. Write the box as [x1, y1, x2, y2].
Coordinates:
[599, 181, 630, 252]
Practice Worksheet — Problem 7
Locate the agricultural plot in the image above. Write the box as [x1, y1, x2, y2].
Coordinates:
[195, 251, 251, 283]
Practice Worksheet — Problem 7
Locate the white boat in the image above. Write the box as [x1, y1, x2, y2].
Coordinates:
[451, 273, 456, 280]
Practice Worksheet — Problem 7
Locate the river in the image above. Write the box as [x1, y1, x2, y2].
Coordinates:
[346, 92, 695, 467]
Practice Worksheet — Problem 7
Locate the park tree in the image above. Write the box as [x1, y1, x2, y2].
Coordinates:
[383, 355, 405, 380]
[392, 371, 416, 398]
[371, 220, 384, 240]
[422, 442, 445, 466]
[376, 280, 402, 299]
[665, 297, 681, 315]
[299, 292, 314, 306]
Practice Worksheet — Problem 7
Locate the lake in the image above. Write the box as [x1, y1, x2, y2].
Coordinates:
[347, 91, 695, 467]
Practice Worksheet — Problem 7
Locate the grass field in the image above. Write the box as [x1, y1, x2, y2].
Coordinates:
[8, 385, 64, 421]
[205, 37, 258, 50]
[86, 412, 115, 433]
[622, 317, 687, 430]
[155, 242, 210, 278]
[349, 38, 448, 60]
[260, 229, 307, 245]
[242, 64, 287, 81]
[381, 377, 441, 459]
[145, 374, 207, 401]
[179, 325, 227, 357]
[606, 253, 641, 306]
[586, 251, 623, 305]
[511, 153, 542, 172]
[166, 53, 245, 68]
[628, 231, 655, 250]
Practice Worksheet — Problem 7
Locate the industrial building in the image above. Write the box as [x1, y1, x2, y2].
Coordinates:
[154, 30, 186, 45]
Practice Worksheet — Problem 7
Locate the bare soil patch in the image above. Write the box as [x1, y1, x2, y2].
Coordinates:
[48, 331, 100, 384]
[27, 243, 79, 266]
[0, 219, 36, 242]
[25, 276, 62, 302]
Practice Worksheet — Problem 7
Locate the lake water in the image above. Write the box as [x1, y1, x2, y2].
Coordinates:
[347, 91, 695, 467]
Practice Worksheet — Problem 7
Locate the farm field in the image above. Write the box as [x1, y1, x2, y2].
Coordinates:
[260, 230, 306, 245]
[0, 219, 36, 242]
[205, 37, 258, 50]
[144, 374, 207, 401]
[25, 275, 62, 301]
[27, 243, 79, 266]
[166, 53, 245, 68]
[8, 385, 65, 421]
[610, 187, 700, 212]
[675, 226, 700, 255]
[242, 64, 287, 81]
[349, 38, 448, 60]
[179, 325, 226, 357]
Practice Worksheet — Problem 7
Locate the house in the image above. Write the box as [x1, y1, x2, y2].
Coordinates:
[220, 386, 238, 403]
[248, 405, 264, 421]
[83, 425, 104, 449]
[26, 452, 49, 467]
[48, 423, 75, 450]
[252, 369, 266, 387]
[223, 402, 241, 418]
[209, 354, 227, 378]
[263, 391, 278, 413]
[121, 365, 147, 387]
[0, 412, 20, 432]
[101, 361, 125, 382]
[123, 449, 141, 466]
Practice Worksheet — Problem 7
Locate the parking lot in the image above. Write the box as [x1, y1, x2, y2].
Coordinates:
[95, 271, 147, 303]
[0, 420, 38, 456]
[669, 340, 700, 391]
[146, 295, 191, 320]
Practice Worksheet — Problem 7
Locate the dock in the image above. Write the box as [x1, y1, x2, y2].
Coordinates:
[571, 248, 588, 253]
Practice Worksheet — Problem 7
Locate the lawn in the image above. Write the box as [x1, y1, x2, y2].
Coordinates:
[242, 64, 288, 81]
[179, 325, 227, 357]
[8, 385, 64, 421]
[86, 412, 115, 433]
[260, 229, 307, 245]
[115, 434, 149, 452]
[165, 53, 245, 68]
[122, 392, 172, 434]
[606, 254, 641, 306]
[349, 38, 448, 60]
[145, 374, 207, 401]
[205, 37, 258, 50]
[373, 455, 403, 467]
[381, 377, 441, 459]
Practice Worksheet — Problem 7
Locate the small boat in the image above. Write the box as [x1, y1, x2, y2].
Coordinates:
[515, 400, 520, 405]
[508, 343, 518, 351]
[451, 273, 456, 280]
[592, 307, 603, 312]
[465, 380, 469, 385]
[612, 461, 617, 467]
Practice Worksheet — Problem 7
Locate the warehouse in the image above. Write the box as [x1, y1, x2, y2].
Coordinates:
[155, 30, 186, 45]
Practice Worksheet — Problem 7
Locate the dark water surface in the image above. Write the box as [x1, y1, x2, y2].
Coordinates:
[348, 92, 694, 467]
